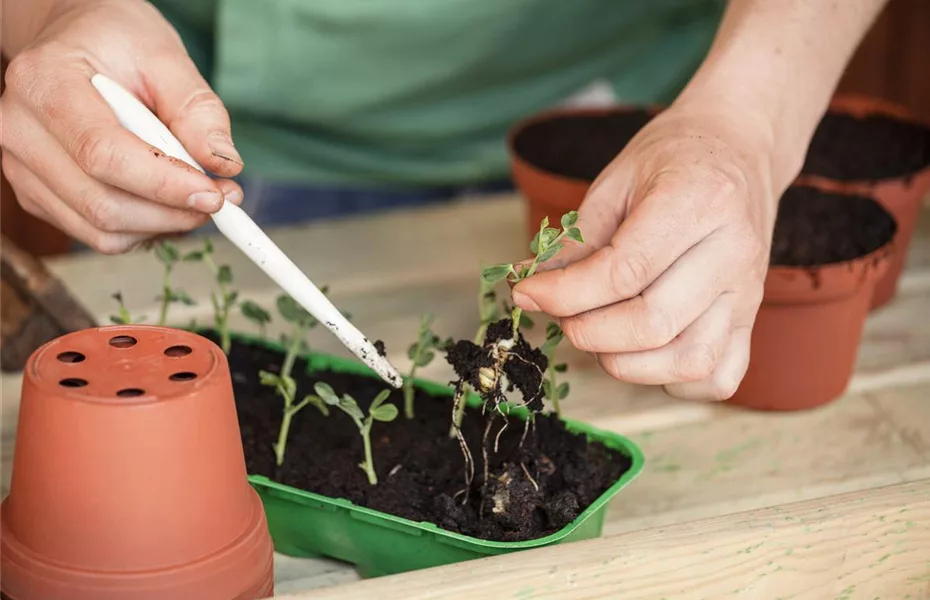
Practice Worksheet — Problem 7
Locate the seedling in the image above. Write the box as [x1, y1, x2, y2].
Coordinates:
[404, 314, 450, 419]
[315, 383, 398, 485]
[481, 211, 583, 338]
[240, 300, 272, 339]
[276, 293, 320, 378]
[109, 292, 145, 324]
[541, 322, 570, 417]
[153, 240, 195, 326]
[259, 370, 328, 466]
[183, 239, 237, 353]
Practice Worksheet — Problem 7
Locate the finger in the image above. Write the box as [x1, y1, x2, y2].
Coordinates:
[4, 103, 235, 234]
[144, 52, 244, 177]
[513, 172, 724, 317]
[559, 235, 736, 353]
[663, 325, 752, 401]
[595, 293, 733, 385]
[6, 53, 225, 212]
[2, 153, 147, 254]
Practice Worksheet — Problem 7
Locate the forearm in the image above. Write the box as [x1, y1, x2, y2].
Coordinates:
[1, 0, 87, 58]
[675, 0, 889, 190]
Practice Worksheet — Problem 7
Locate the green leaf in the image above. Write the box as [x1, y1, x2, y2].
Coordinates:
[259, 370, 282, 388]
[109, 315, 127, 325]
[241, 301, 272, 325]
[566, 227, 584, 244]
[217, 265, 233, 284]
[413, 349, 435, 368]
[537, 242, 564, 263]
[277, 294, 313, 326]
[299, 394, 329, 416]
[369, 389, 391, 411]
[182, 250, 204, 262]
[529, 232, 540, 255]
[154, 241, 179, 265]
[481, 264, 513, 284]
[539, 216, 550, 230]
[545, 321, 562, 340]
[314, 382, 341, 405]
[542, 379, 553, 398]
[407, 343, 419, 361]
[519, 313, 534, 329]
[338, 396, 365, 422]
[554, 363, 568, 373]
[226, 291, 239, 306]
[203, 238, 214, 254]
[172, 289, 196, 306]
[557, 382, 570, 400]
[560, 211, 579, 229]
[370, 403, 399, 422]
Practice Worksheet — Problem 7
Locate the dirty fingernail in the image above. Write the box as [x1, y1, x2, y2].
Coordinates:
[512, 291, 541, 312]
[187, 191, 223, 212]
[208, 132, 243, 164]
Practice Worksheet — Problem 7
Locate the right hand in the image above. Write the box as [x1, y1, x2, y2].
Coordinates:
[1, 0, 244, 254]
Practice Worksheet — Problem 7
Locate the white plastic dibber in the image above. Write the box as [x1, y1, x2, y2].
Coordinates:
[90, 73, 403, 388]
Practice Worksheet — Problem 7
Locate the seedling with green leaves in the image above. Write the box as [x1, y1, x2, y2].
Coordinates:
[152, 240, 196, 326]
[275, 293, 321, 378]
[541, 322, 570, 417]
[314, 383, 398, 485]
[183, 239, 237, 353]
[404, 313, 451, 419]
[109, 292, 145, 325]
[481, 211, 583, 338]
[240, 300, 272, 339]
[259, 369, 328, 466]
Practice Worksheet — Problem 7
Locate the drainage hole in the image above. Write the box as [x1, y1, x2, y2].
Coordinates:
[164, 345, 192, 357]
[109, 335, 137, 349]
[169, 372, 197, 382]
[56, 351, 86, 363]
[116, 388, 145, 397]
[59, 378, 88, 388]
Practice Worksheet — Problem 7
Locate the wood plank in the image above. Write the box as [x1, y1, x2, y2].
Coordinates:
[275, 479, 930, 600]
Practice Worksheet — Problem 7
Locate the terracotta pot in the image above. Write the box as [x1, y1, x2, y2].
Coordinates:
[728, 186, 896, 411]
[797, 94, 930, 310]
[0, 325, 274, 600]
[507, 105, 662, 238]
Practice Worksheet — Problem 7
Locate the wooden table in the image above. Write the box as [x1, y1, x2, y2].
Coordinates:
[2, 193, 929, 599]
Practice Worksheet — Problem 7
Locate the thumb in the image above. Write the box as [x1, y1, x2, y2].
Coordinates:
[144, 51, 243, 178]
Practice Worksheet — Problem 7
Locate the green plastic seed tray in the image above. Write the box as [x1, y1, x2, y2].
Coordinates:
[230, 333, 644, 578]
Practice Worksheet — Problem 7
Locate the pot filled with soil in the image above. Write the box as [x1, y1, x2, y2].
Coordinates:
[507, 105, 660, 239]
[728, 184, 897, 411]
[0, 325, 274, 600]
[144, 216, 643, 578]
[798, 94, 930, 309]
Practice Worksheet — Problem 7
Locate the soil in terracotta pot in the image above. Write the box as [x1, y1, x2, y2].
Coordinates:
[513, 110, 653, 180]
[770, 186, 897, 267]
[802, 112, 930, 181]
[198, 330, 632, 542]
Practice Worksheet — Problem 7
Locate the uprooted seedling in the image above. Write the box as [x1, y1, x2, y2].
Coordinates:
[443, 211, 584, 501]
[314, 383, 398, 485]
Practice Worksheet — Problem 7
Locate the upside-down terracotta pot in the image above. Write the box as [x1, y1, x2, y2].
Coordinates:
[727, 185, 897, 411]
[797, 94, 930, 310]
[507, 105, 662, 238]
[0, 326, 274, 600]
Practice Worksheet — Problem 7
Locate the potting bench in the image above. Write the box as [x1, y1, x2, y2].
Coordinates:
[2, 192, 928, 599]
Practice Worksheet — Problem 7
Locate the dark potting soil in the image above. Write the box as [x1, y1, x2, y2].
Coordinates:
[199, 330, 632, 542]
[770, 185, 897, 267]
[803, 111, 930, 181]
[512, 110, 654, 181]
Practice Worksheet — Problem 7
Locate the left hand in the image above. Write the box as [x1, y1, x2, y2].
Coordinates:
[510, 100, 784, 401]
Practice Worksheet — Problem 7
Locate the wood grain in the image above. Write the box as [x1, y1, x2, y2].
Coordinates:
[276, 479, 930, 600]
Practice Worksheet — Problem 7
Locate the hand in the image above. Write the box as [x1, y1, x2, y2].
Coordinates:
[1, 0, 244, 254]
[511, 101, 784, 401]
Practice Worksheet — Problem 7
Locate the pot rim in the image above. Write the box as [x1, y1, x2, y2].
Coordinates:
[506, 103, 664, 185]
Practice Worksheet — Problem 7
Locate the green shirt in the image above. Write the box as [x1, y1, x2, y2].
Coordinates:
[152, 0, 723, 187]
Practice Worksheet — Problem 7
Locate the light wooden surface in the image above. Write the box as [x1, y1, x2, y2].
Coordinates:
[2, 193, 929, 599]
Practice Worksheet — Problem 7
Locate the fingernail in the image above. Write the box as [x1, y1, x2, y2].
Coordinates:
[208, 132, 243, 165]
[512, 290, 541, 312]
[188, 191, 223, 212]
[224, 188, 243, 205]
